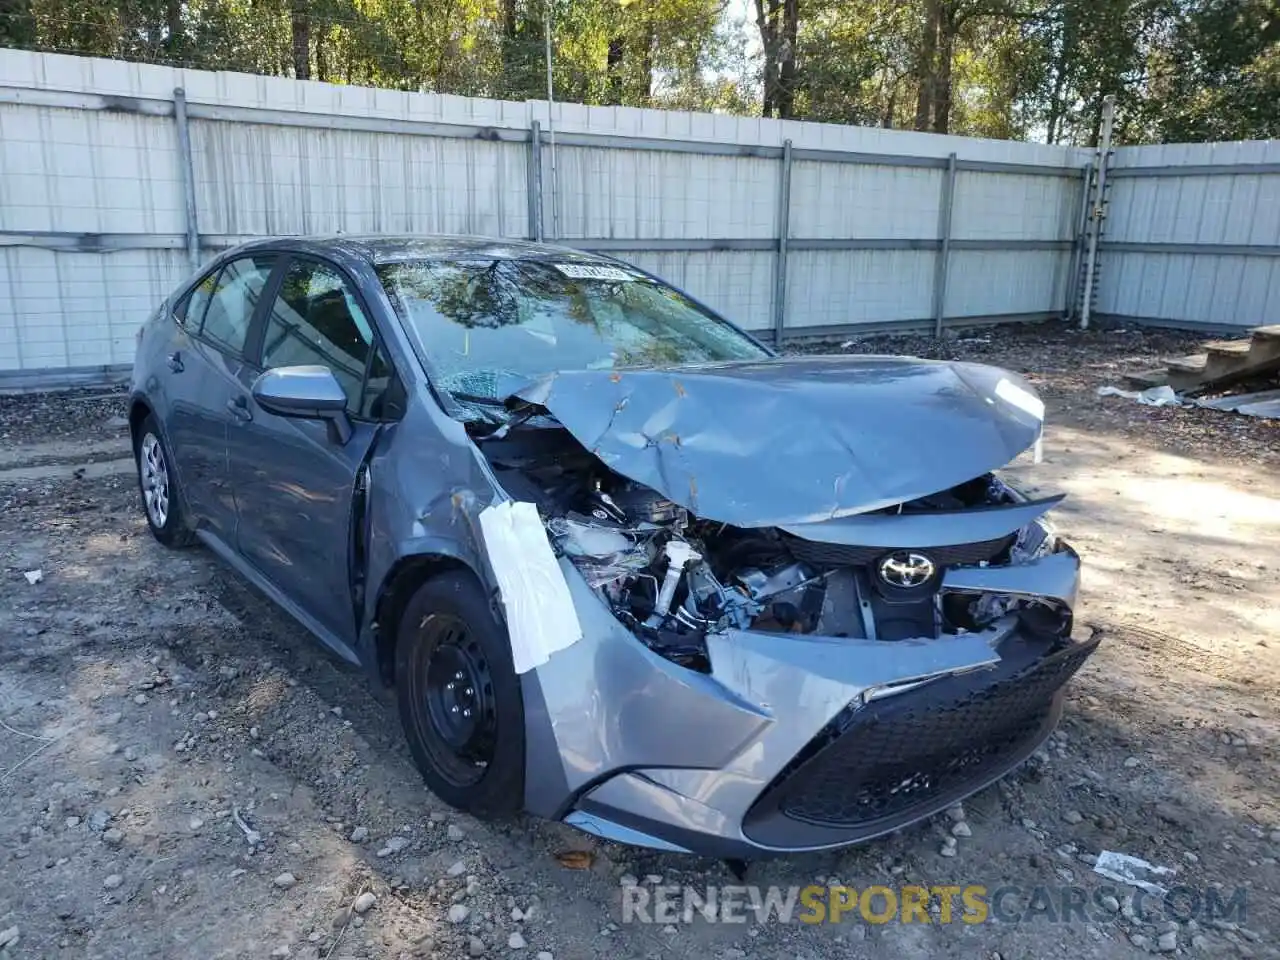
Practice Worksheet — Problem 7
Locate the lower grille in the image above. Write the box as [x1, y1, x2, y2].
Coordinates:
[783, 708, 1048, 826]
[744, 632, 1099, 843]
[783, 533, 1015, 569]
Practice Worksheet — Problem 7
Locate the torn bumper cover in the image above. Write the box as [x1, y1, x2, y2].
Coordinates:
[531, 549, 1094, 858]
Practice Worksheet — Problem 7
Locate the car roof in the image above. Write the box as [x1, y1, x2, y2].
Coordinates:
[228, 235, 618, 269]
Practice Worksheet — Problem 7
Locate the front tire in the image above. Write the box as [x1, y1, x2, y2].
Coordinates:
[135, 415, 195, 548]
[395, 572, 525, 816]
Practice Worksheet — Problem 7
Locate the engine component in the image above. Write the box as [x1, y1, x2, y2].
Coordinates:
[610, 484, 685, 525]
[556, 516, 630, 557]
[735, 563, 812, 603]
[539, 456, 1063, 651]
[649, 540, 701, 626]
[815, 569, 870, 639]
[546, 515, 655, 588]
[580, 484, 628, 525]
[731, 562, 827, 634]
[674, 560, 760, 632]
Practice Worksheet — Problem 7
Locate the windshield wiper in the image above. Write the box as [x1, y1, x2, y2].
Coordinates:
[450, 390, 509, 408]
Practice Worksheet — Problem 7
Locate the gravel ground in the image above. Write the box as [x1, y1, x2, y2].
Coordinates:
[0, 387, 129, 449]
[0, 322, 1277, 960]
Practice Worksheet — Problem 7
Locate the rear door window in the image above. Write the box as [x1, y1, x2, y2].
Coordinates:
[199, 255, 276, 357]
[177, 271, 218, 327]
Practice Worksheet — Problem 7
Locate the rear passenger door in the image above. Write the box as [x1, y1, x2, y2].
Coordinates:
[162, 253, 277, 545]
[226, 254, 404, 652]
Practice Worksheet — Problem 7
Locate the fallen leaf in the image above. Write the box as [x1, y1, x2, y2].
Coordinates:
[555, 850, 594, 870]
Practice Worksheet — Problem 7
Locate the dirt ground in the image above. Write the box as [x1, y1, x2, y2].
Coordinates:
[1, 321, 1277, 960]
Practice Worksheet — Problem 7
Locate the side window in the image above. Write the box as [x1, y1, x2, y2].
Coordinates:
[261, 259, 374, 409]
[177, 271, 218, 327]
[199, 256, 275, 356]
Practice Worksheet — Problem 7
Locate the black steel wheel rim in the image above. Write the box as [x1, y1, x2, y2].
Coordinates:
[417, 614, 497, 786]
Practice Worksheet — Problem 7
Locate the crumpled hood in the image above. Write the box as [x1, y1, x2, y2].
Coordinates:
[513, 355, 1044, 527]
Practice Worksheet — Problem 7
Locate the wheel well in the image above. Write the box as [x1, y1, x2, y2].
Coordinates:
[374, 554, 475, 686]
[128, 399, 152, 451]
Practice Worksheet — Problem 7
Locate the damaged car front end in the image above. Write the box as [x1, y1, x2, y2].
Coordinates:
[132, 236, 1097, 864]
[465, 355, 1096, 857]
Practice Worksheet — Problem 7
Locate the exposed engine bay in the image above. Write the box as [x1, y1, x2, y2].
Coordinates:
[481, 426, 1070, 672]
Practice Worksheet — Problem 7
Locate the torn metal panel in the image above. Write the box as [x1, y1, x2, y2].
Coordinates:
[513, 356, 1044, 527]
[942, 548, 1081, 608]
[782, 495, 1064, 547]
[1195, 388, 1280, 419]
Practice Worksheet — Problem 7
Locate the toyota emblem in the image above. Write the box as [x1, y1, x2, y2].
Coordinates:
[878, 551, 937, 588]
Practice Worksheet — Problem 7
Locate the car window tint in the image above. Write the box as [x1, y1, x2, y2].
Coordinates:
[199, 256, 274, 356]
[261, 259, 374, 408]
[360, 344, 405, 420]
[179, 271, 218, 326]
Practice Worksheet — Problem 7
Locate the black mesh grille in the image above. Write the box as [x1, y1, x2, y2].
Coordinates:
[783, 534, 1015, 569]
[747, 635, 1098, 837]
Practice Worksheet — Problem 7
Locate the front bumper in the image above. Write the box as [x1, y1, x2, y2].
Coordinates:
[523, 546, 1095, 859]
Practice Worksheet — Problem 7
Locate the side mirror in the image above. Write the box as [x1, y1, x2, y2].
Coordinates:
[252, 365, 353, 444]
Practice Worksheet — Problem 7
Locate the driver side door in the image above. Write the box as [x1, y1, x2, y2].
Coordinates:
[226, 254, 401, 657]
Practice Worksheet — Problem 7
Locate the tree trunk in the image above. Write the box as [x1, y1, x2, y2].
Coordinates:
[914, 0, 940, 131]
[776, 0, 799, 119]
[931, 6, 955, 134]
[1045, 58, 1067, 144]
[754, 0, 780, 117]
[315, 23, 330, 82]
[500, 0, 521, 96]
[882, 80, 897, 127]
[291, 0, 310, 80]
[1088, 91, 1104, 147]
[165, 0, 182, 56]
[641, 6, 655, 104]
[606, 37, 624, 104]
[503, 0, 517, 39]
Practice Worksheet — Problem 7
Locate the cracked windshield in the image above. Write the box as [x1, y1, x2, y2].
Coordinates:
[377, 259, 768, 407]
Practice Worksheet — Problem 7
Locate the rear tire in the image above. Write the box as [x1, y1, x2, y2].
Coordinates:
[135, 415, 195, 548]
[395, 572, 525, 816]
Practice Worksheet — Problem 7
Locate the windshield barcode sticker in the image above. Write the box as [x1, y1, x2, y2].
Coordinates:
[553, 263, 639, 282]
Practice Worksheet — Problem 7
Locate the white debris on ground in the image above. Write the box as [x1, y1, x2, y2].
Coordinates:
[1098, 382, 1280, 419]
[1096, 385, 1183, 407]
[1093, 850, 1177, 896]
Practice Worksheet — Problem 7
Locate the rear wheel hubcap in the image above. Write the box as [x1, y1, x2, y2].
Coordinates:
[140, 433, 169, 529]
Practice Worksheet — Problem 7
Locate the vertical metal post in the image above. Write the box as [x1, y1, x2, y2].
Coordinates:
[932, 152, 957, 337]
[1066, 161, 1094, 322]
[528, 120, 544, 243]
[173, 87, 200, 270]
[772, 138, 793, 345]
[1080, 94, 1116, 331]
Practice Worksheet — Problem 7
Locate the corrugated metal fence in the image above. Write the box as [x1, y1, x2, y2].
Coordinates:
[0, 50, 1276, 384]
[1099, 141, 1280, 331]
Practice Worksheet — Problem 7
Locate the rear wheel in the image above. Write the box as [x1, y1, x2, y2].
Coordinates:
[135, 416, 195, 548]
[395, 572, 524, 815]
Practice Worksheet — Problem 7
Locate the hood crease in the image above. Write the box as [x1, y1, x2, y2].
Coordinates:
[512, 356, 1044, 528]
